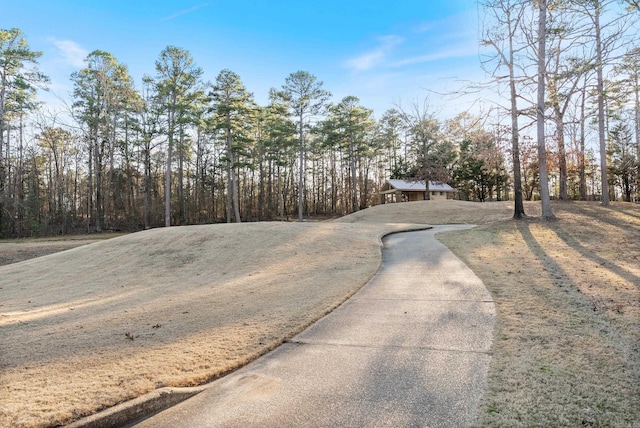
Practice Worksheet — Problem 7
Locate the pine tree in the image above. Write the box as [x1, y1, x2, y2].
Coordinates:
[154, 46, 203, 227]
[210, 69, 254, 223]
[280, 71, 331, 221]
[0, 28, 48, 237]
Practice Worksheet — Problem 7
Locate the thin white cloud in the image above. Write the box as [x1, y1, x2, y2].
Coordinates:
[415, 10, 477, 35]
[160, 3, 209, 22]
[414, 22, 435, 33]
[391, 44, 478, 68]
[358, 71, 407, 90]
[345, 35, 403, 71]
[49, 38, 88, 68]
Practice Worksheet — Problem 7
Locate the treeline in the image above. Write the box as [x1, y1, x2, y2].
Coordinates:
[482, 0, 639, 218]
[1, 1, 639, 237]
[0, 33, 513, 238]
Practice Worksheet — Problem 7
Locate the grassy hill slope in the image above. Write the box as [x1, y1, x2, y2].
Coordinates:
[1, 222, 425, 427]
[1, 200, 638, 427]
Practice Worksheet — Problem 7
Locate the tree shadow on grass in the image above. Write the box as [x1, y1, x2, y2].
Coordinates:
[513, 219, 632, 336]
[574, 203, 640, 230]
[552, 222, 640, 288]
[511, 219, 640, 425]
[517, 213, 639, 288]
[516, 219, 579, 293]
[618, 208, 640, 221]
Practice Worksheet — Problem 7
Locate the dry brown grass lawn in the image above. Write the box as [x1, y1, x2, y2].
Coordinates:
[438, 201, 640, 426]
[0, 233, 124, 266]
[2, 200, 639, 427]
[335, 199, 516, 225]
[0, 222, 427, 427]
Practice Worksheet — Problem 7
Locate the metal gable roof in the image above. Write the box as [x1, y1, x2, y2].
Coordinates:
[386, 179, 455, 192]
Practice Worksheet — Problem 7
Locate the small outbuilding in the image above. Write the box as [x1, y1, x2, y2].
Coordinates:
[379, 179, 456, 203]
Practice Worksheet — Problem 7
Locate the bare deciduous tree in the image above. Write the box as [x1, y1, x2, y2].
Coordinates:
[481, 0, 529, 218]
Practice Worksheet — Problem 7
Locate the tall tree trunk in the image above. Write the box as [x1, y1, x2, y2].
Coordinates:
[424, 141, 431, 201]
[555, 110, 569, 200]
[537, 0, 555, 219]
[87, 135, 93, 233]
[258, 152, 265, 220]
[298, 112, 304, 221]
[197, 129, 206, 222]
[165, 135, 172, 227]
[311, 156, 317, 216]
[362, 158, 370, 210]
[225, 165, 232, 223]
[594, 0, 610, 206]
[17, 115, 25, 235]
[74, 149, 79, 228]
[509, 23, 525, 218]
[232, 165, 241, 223]
[277, 164, 283, 221]
[331, 151, 337, 213]
[579, 79, 588, 200]
[178, 127, 185, 225]
[225, 118, 241, 223]
[165, 108, 174, 227]
[3, 123, 10, 235]
[0, 86, 6, 237]
[350, 135, 359, 212]
[124, 119, 133, 223]
[144, 145, 151, 229]
[634, 60, 640, 202]
[106, 116, 116, 229]
[94, 136, 103, 232]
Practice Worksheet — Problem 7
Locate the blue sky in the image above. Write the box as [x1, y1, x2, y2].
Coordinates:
[2, 0, 486, 118]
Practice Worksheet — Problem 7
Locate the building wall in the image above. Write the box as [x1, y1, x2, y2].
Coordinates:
[406, 191, 452, 201]
[429, 191, 449, 201]
[378, 189, 455, 204]
[408, 192, 424, 202]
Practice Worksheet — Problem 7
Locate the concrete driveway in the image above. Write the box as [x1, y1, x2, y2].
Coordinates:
[132, 225, 495, 427]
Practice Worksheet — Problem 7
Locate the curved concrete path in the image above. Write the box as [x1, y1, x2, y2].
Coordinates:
[133, 225, 495, 427]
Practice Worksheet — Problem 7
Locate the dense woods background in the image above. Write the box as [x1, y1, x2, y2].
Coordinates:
[1, 1, 639, 237]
